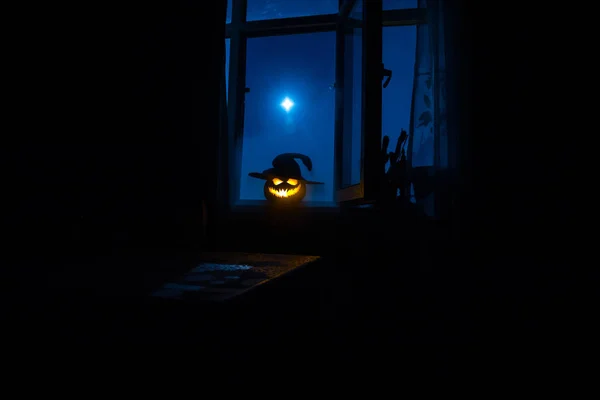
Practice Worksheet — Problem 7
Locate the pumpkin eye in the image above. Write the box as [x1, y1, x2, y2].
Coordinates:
[272, 178, 283, 185]
[286, 178, 298, 186]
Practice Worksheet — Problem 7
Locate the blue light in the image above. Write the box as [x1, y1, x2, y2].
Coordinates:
[280, 97, 294, 112]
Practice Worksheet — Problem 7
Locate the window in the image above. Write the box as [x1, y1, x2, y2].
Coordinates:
[246, 0, 338, 21]
[223, 0, 442, 211]
[239, 32, 336, 204]
[226, 0, 232, 23]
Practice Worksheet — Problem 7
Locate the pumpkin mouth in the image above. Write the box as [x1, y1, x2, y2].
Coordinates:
[268, 184, 301, 198]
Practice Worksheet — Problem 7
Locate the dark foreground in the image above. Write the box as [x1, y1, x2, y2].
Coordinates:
[5, 235, 589, 385]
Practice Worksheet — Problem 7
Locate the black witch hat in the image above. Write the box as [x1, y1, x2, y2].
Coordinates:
[249, 153, 324, 184]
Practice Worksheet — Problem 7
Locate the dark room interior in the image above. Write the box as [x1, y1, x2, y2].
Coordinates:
[5, 0, 589, 384]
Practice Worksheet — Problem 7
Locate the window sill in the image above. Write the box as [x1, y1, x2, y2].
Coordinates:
[231, 200, 339, 213]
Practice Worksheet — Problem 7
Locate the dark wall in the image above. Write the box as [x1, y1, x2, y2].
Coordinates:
[10, 1, 225, 265]
[470, 3, 567, 241]
[449, 1, 578, 293]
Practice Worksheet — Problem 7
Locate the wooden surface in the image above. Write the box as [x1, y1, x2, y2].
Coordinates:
[151, 252, 320, 302]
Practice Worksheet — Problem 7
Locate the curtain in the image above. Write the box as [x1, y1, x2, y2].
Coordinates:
[408, 0, 449, 214]
[409, 0, 447, 169]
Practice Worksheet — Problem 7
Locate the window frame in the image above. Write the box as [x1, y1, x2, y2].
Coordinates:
[222, 0, 426, 212]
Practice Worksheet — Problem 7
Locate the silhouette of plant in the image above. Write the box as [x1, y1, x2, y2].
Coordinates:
[381, 129, 409, 202]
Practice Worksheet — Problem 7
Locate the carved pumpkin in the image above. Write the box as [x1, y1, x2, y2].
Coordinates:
[249, 153, 323, 204]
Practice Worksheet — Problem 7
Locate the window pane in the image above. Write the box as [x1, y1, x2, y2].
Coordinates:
[383, 0, 418, 10]
[341, 0, 363, 188]
[240, 32, 336, 204]
[382, 25, 416, 172]
[225, 38, 230, 102]
[226, 0, 232, 23]
[247, 0, 338, 21]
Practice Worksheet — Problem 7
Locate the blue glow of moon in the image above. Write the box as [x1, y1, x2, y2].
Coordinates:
[280, 97, 294, 112]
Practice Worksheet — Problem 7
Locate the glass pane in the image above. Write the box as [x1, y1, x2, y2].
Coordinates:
[240, 32, 336, 203]
[225, 38, 230, 102]
[247, 0, 338, 21]
[383, 0, 418, 10]
[382, 25, 416, 174]
[341, 0, 363, 188]
[226, 0, 232, 23]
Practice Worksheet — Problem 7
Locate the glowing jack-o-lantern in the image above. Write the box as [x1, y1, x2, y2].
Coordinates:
[266, 177, 304, 200]
[249, 153, 323, 204]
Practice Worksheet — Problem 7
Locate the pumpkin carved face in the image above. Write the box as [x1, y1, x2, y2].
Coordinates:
[249, 153, 323, 205]
[264, 177, 306, 203]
